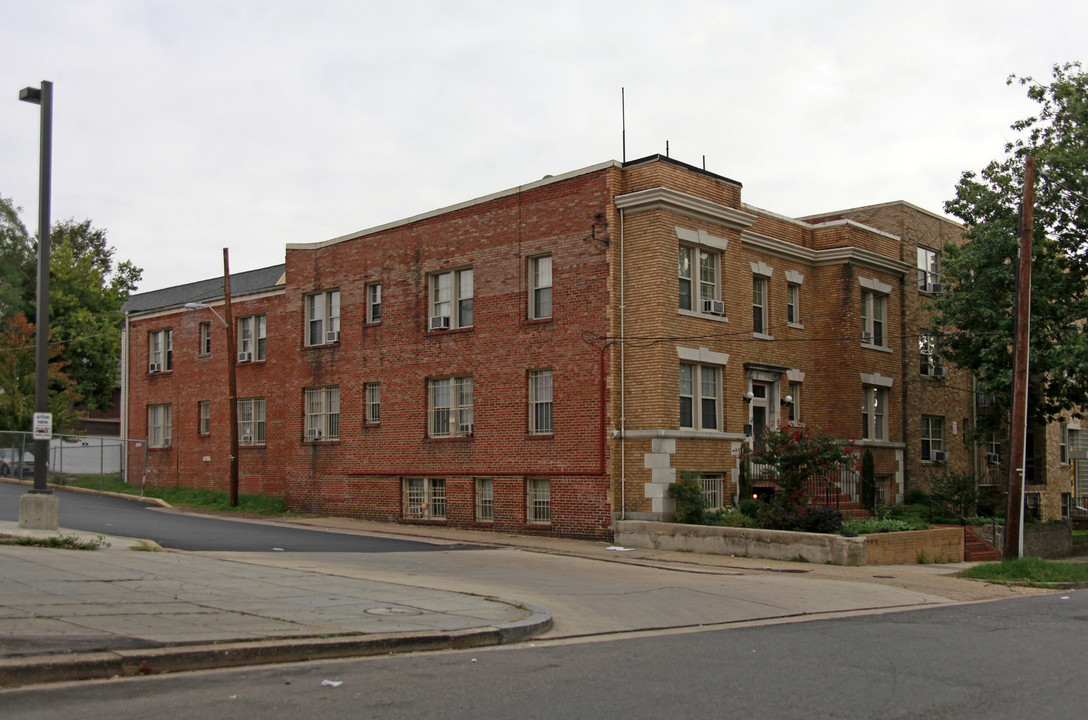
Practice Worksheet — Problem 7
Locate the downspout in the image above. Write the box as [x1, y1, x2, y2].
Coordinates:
[121, 310, 129, 483]
[620, 206, 626, 520]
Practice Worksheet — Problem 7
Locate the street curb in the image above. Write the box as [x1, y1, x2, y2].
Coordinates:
[0, 477, 171, 508]
[0, 601, 551, 688]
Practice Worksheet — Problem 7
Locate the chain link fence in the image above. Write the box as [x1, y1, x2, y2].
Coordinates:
[0, 430, 145, 490]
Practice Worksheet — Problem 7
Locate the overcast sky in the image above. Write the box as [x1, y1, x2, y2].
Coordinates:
[1, 1, 1084, 293]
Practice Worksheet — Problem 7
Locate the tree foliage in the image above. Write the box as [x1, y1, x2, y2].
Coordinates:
[0, 313, 82, 432]
[751, 424, 856, 514]
[934, 62, 1088, 430]
[0, 196, 141, 415]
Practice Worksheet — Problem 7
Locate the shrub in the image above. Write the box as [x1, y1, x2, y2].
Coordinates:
[738, 498, 766, 519]
[707, 507, 759, 528]
[758, 505, 800, 531]
[840, 517, 930, 535]
[928, 471, 980, 517]
[796, 506, 844, 534]
[750, 423, 856, 515]
[668, 473, 707, 525]
[903, 486, 930, 505]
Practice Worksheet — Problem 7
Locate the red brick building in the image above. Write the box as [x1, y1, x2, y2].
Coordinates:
[124, 155, 1063, 538]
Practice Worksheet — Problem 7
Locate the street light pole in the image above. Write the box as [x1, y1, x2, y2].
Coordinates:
[17, 80, 59, 531]
[183, 250, 239, 507]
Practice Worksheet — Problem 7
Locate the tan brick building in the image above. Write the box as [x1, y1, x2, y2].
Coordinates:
[121, 155, 1075, 538]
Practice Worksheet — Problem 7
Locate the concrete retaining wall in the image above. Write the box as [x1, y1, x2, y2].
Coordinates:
[614, 521, 964, 566]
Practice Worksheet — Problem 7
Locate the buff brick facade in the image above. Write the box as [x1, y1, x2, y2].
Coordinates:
[122, 154, 1078, 539]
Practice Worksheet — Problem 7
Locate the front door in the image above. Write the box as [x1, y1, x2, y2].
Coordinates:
[751, 383, 770, 450]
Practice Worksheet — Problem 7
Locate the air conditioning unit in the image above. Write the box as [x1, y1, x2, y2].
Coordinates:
[861, 332, 872, 344]
[932, 366, 948, 378]
[929, 283, 945, 294]
[325, 330, 340, 343]
[148, 363, 161, 373]
[987, 453, 1000, 464]
[932, 450, 949, 462]
[240, 435, 253, 446]
[237, 352, 252, 363]
[306, 428, 322, 440]
[429, 315, 451, 331]
[702, 299, 725, 315]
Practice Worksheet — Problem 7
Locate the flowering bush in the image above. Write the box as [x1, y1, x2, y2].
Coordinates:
[751, 424, 856, 514]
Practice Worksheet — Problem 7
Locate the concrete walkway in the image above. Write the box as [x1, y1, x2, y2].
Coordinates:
[0, 521, 548, 688]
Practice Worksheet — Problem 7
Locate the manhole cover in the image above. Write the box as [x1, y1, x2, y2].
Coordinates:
[365, 607, 422, 616]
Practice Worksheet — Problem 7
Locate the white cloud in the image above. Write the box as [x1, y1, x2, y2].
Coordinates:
[0, 0, 1083, 291]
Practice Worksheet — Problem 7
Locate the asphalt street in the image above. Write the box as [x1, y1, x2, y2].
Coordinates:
[0, 483, 487, 553]
[2, 591, 1083, 720]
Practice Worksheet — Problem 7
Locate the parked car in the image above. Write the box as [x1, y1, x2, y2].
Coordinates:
[0, 449, 37, 478]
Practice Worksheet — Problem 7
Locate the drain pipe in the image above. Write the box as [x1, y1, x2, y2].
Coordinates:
[620, 206, 627, 520]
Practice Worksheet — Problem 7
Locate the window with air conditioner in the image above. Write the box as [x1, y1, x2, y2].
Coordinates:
[679, 245, 720, 314]
[148, 404, 172, 448]
[917, 247, 942, 293]
[238, 314, 266, 360]
[428, 376, 473, 438]
[149, 329, 172, 372]
[304, 386, 339, 441]
[922, 415, 945, 461]
[430, 268, 473, 329]
[237, 397, 266, 446]
[305, 290, 340, 346]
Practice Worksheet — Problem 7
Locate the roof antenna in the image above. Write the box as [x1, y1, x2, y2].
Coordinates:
[666, 140, 669, 157]
[702, 155, 706, 170]
[621, 87, 626, 164]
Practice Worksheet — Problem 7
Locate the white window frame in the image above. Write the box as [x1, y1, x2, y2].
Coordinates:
[528, 369, 553, 435]
[862, 386, 887, 441]
[428, 376, 473, 438]
[699, 474, 724, 511]
[237, 314, 266, 361]
[237, 397, 266, 446]
[921, 415, 945, 461]
[148, 404, 171, 447]
[917, 247, 942, 292]
[305, 290, 340, 346]
[529, 255, 552, 320]
[753, 276, 768, 335]
[198, 400, 210, 435]
[367, 283, 382, 323]
[787, 283, 800, 325]
[861, 290, 888, 347]
[919, 332, 943, 376]
[430, 268, 473, 329]
[198, 322, 212, 356]
[527, 477, 551, 524]
[149, 329, 173, 371]
[365, 382, 380, 424]
[678, 245, 721, 313]
[404, 477, 446, 520]
[475, 478, 494, 521]
[788, 381, 802, 422]
[680, 363, 720, 431]
[304, 386, 340, 441]
[1060, 423, 1068, 464]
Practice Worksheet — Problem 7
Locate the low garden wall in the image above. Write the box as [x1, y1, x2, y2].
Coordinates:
[614, 521, 964, 566]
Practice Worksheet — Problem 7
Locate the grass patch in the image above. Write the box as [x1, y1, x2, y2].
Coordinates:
[0, 534, 110, 550]
[60, 476, 300, 517]
[840, 517, 930, 535]
[955, 556, 1088, 585]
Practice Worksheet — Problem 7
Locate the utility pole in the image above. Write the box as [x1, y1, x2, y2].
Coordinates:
[1004, 155, 1035, 559]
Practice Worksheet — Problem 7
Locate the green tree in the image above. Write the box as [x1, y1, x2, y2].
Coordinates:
[933, 62, 1088, 432]
[0, 196, 141, 412]
[0, 313, 82, 432]
[751, 424, 856, 514]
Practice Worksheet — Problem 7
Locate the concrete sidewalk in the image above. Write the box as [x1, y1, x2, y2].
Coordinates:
[0, 521, 550, 688]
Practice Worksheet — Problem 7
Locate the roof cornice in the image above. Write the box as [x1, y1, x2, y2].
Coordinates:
[615, 187, 758, 231]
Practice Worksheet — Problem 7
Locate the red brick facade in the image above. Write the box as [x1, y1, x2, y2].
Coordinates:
[125, 155, 1052, 539]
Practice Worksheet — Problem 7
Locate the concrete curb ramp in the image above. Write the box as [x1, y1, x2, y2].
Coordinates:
[0, 600, 551, 688]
